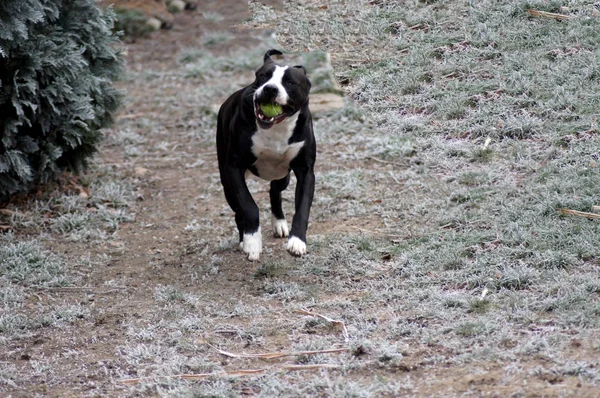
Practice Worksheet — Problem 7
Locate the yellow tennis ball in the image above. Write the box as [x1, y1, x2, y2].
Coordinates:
[260, 103, 283, 118]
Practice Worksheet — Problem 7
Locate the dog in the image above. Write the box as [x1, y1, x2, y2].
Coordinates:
[216, 49, 315, 261]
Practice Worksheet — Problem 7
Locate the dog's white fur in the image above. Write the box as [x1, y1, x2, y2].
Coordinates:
[287, 236, 306, 256]
[272, 215, 289, 238]
[242, 227, 262, 261]
[251, 113, 303, 181]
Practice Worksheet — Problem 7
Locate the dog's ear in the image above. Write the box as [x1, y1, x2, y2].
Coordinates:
[264, 49, 283, 63]
[294, 65, 311, 90]
[293, 65, 307, 75]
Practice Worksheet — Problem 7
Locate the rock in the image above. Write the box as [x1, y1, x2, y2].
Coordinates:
[309, 93, 345, 113]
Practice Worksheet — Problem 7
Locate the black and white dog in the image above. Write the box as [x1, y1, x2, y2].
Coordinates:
[216, 49, 315, 261]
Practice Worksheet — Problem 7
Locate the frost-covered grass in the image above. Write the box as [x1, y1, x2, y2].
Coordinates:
[234, 0, 600, 394]
[3, 0, 600, 396]
[2, 173, 136, 242]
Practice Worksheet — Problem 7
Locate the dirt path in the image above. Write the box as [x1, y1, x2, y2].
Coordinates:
[16, 1, 373, 395]
[6, 2, 283, 396]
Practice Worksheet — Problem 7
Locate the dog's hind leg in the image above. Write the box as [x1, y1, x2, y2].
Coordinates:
[270, 174, 290, 238]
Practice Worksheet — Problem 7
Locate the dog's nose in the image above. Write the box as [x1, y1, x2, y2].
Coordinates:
[263, 85, 278, 96]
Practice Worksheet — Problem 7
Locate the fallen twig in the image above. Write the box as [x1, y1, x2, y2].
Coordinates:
[119, 364, 343, 386]
[557, 208, 600, 220]
[29, 286, 128, 294]
[295, 309, 350, 342]
[209, 344, 349, 360]
[120, 373, 212, 385]
[526, 9, 569, 21]
[281, 364, 341, 371]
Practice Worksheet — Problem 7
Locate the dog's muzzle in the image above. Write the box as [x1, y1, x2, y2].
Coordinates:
[253, 98, 295, 129]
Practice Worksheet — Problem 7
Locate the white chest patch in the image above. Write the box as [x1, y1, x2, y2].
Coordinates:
[251, 113, 304, 181]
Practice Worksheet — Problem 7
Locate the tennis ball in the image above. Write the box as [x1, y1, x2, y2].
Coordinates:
[260, 103, 283, 118]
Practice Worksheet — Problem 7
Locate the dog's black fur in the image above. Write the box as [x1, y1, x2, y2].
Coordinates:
[216, 49, 315, 260]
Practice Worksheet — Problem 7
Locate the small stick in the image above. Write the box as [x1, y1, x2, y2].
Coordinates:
[282, 364, 341, 371]
[209, 345, 349, 360]
[224, 369, 266, 377]
[30, 286, 127, 292]
[526, 9, 569, 21]
[557, 208, 600, 220]
[592, 206, 600, 212]
[120, 373, 212, 385]
[295, 309, 350, 342]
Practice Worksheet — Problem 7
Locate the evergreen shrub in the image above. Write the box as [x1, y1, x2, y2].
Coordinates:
[0, 0, 122, 201]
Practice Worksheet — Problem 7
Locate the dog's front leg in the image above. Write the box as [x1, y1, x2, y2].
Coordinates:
[222, 165, 262, 261]
[287, 166, 315, 256]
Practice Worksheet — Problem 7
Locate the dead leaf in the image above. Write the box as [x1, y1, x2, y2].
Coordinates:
[135, 167, 150, 176]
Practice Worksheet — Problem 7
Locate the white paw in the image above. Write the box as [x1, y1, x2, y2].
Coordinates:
[272, 216, 289, 238]
[242, 228, 262, 261]
[287, 236, 306, 257]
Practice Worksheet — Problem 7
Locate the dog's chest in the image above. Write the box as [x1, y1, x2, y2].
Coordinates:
[250, 115, 304, 181]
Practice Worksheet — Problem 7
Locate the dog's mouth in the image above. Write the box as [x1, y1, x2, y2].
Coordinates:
[254, 101, 295, 127]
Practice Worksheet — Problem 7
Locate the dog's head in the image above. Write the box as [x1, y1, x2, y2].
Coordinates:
[252, 49, 311, 129]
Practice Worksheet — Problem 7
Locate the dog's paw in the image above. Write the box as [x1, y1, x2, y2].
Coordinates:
[272, 216, 289, 238]
[242, 229, 262, 261]
[287, 236, 306, 257]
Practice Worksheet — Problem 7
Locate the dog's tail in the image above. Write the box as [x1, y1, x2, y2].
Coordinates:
[264, 49, 283, 63]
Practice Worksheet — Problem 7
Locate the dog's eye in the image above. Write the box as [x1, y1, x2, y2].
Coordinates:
[257, 74, 267, 83]
[284, 79, 296, 86]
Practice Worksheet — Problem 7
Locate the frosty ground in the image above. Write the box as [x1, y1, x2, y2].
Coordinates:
[2, 0, 600, 396]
